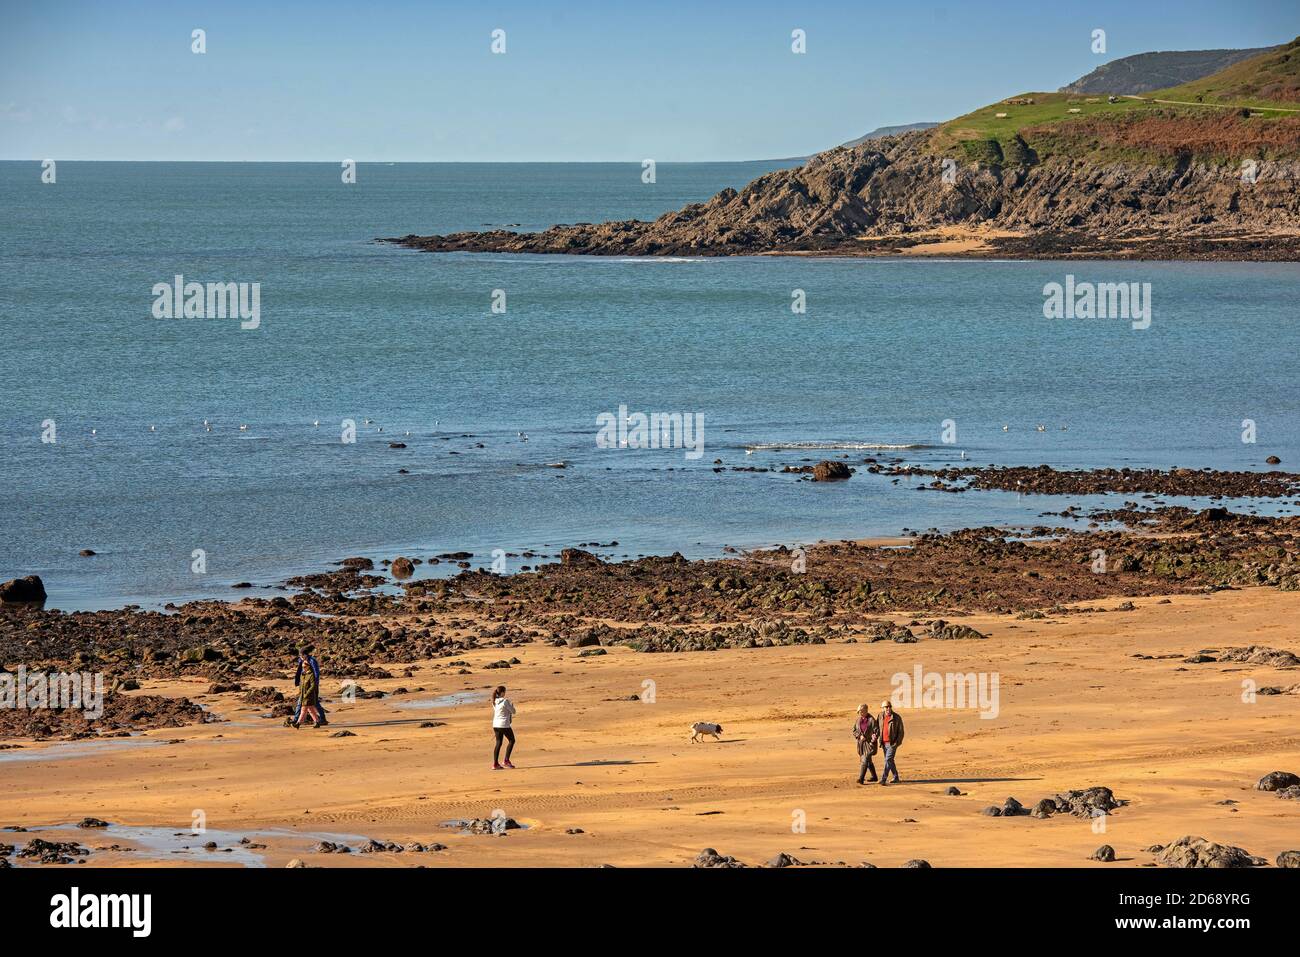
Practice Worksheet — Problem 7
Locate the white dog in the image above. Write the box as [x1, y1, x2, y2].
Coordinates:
[689, 721, 723, 743]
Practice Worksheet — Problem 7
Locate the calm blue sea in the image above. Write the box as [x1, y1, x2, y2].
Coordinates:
[2, 161, 1298, 610]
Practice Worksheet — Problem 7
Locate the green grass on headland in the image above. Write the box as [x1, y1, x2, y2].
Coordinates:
[925, 37, 1300, 167]
[1156, 38, 1300, 107]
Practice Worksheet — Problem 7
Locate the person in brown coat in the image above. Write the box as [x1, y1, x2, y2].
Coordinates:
[878, 700, 905, 785]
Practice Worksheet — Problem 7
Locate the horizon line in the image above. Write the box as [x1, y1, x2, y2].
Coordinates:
[0, 156, 813, 165]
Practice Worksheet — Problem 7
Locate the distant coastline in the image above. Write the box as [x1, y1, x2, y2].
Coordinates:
[385, 40, 1300, 263]
[382, 128, 1300, 263]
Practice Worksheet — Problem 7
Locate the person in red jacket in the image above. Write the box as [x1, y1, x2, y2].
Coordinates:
[878, 700, 904, 785]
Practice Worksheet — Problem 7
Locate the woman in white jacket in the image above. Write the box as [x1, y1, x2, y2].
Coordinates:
[491, 685, 517, 770]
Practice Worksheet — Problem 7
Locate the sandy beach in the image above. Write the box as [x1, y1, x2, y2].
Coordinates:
[5, 582, 1296, 868]
[7, 11, 1300, 945]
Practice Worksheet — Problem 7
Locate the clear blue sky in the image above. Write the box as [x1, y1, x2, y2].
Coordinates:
[2, 0, 1297, 161]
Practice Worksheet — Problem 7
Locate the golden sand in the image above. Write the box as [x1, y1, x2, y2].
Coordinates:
[5, 588, 1297, 867]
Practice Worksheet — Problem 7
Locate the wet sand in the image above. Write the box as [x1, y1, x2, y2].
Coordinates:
[4, 587, 1297, 868]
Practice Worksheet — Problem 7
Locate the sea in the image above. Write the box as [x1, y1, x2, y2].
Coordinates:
[2, 160, 1298, 610]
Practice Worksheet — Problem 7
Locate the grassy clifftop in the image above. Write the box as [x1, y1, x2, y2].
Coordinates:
[926, 38, 1300, 167]
[389, 36, 1300, 262]
[1156, 38, 1300, 105]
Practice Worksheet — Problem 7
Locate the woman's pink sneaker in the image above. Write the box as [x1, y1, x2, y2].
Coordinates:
[503, 760, 515, 769]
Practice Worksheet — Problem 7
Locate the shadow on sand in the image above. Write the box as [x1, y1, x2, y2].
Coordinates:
[307, 718, 447, 729]
[523, 759, 658, 769]
[885, 776, 1042, 786]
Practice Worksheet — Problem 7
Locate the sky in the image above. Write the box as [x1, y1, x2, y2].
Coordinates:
[1, 0, 1297, 162]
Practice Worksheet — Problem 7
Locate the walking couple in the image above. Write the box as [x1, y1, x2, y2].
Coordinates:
[852, 701, 904, 785]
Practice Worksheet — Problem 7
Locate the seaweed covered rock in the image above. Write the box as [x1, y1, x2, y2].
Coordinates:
[1154, 836, 1267, 868]
[812, 460, 853, 482]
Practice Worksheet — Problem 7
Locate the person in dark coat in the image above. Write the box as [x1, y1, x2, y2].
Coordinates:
[290, 645, 327, 728]
[853, 703, 879, 784]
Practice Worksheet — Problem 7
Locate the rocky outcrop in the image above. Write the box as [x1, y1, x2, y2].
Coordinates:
[0, 575, 46, 604]
[1256, 771, 1300, 791]
[990, 787, 1121, 821]
[879, 464, 1300, 499]
[1052, 787, 1122, 818]
[445, 816, 522, 836]
[812, 461, 853, 482]
[337, 557, 374, 570]
[1154, 835, 1267, 868]
[0, 692, 212, 740]
[619, 618, 836, 653]
[560, 548, 604, 568]
[1224, 648, 1300, 668]
[928, 620, 987, 641]
[867, 621, 916, 643]
[355, 837, 446, 853]
[1030, 799, 1056, 819]
[1001, 797, 1026, 817]
[384, 129, 1300, 262]
[565, 630, 603, 649]
[9, 497, 1298, 684]
[17, 838, 90, 865]
[694, 847, 747, 868]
